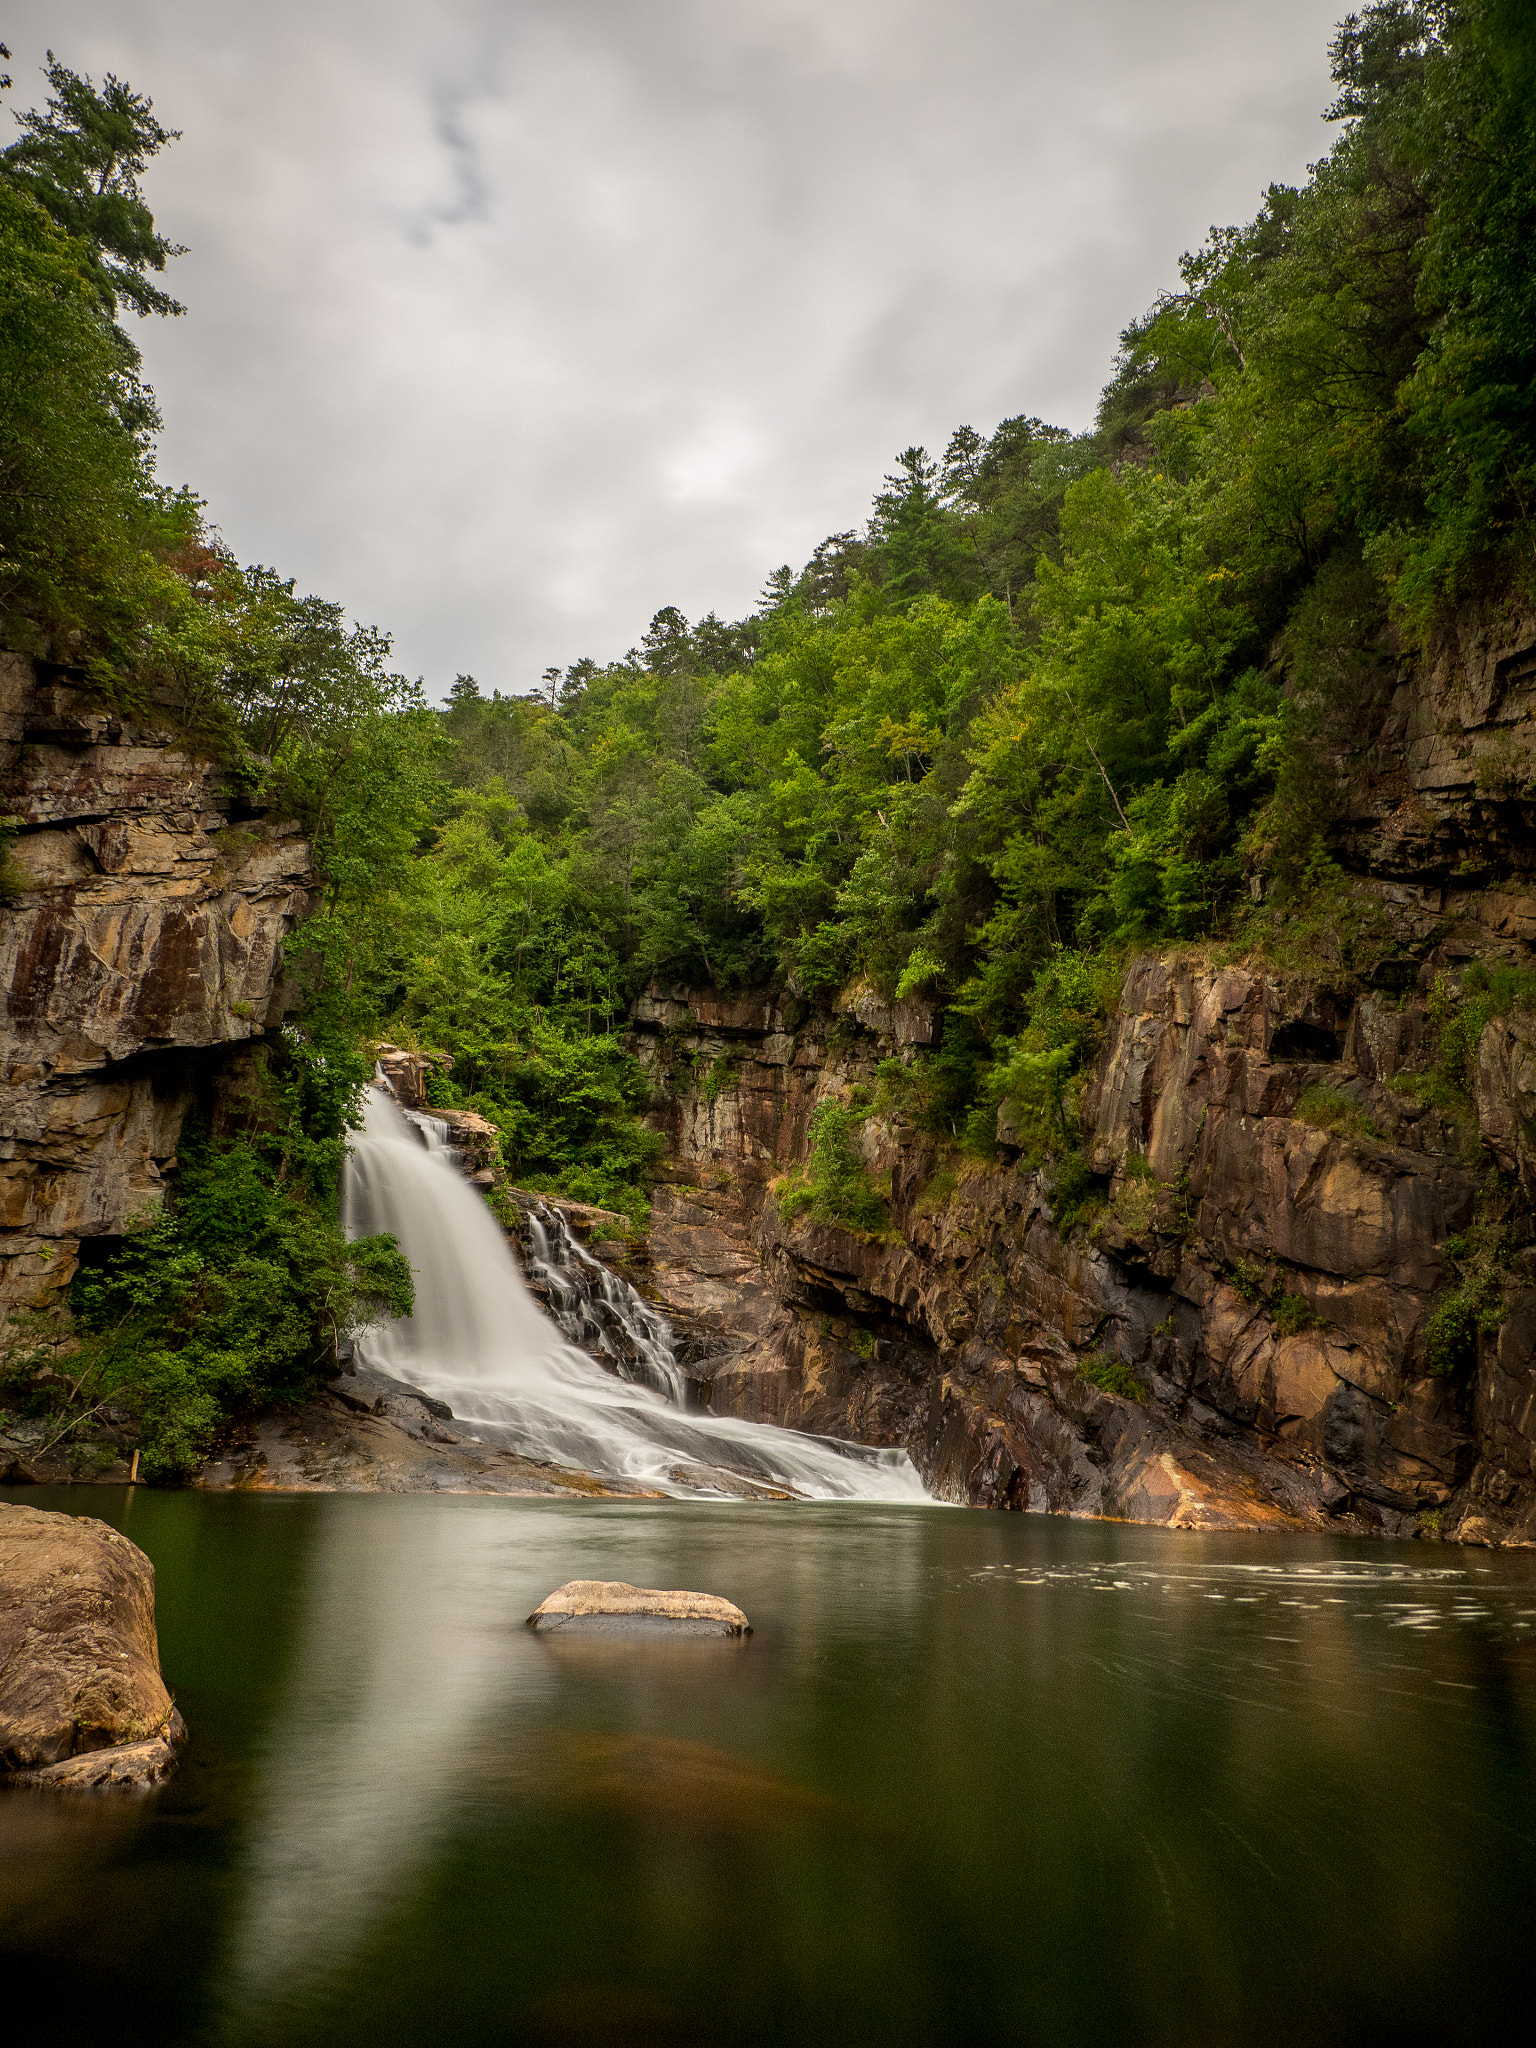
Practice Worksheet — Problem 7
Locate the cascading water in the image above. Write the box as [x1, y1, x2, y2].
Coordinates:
[342, 1085, 929, 1502]
[520, 1202, 687, 1405]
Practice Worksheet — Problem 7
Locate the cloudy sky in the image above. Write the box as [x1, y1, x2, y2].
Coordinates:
[7, 0, 1345, 694]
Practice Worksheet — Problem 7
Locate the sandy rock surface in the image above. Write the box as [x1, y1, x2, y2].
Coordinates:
[527, 1580, 752, 1634]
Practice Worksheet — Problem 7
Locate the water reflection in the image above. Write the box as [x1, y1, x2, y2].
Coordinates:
[5, 1491, 1536, 2048]
[220, 1498, 545, 2028]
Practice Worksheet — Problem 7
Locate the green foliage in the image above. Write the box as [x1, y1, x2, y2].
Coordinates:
[1075, 1350, 1147, 1404]
[1422, 1288, 1479, 1375]
[1423, 1213, 1512, 1375]
[68, 1113, 411, 1478]
[912, 1164, 960, 1216]
[1295, 1085, 1381, 1142]
[985, 948, 1114, 1158]
[1429, 961, 1536, 1088]
[0, 178, 169, 650]
[777, 1100, 889, 1235]
[432, 1023, 663, 1221]
[1271, 1289, 1320, 1338]
[701, 1051, 742, 1105]
[1228, 1257, 1320, 1335]
[1045, 1152, 1103, 1234]
[1, 55, 184, 324]
[1102, 1173, 1158, 1237]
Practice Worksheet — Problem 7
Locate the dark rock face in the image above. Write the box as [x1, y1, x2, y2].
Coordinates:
[0, 1502, 186, 1789]
[624, 600, 1536, 1544]
[0, 652, 315, 1334]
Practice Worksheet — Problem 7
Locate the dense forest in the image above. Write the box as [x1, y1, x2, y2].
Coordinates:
[2, 2, 1534, 1470]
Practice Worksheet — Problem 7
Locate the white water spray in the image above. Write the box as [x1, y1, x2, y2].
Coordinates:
[342, 1086, 928, 1502]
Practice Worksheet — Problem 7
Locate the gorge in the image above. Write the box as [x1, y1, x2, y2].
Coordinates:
[2, 4, 1534, 1542]
[3, 600, 1534, 1537]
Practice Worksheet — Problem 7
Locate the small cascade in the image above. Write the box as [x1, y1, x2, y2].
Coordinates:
[343, 1083, 928, 1503]
[403, 1108, 453, 1151]
[521, 1203, 687, 1406]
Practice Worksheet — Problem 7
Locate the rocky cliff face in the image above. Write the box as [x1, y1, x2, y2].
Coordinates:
[0, 652, 314, 1334]
[629, 602, 1536, 1544]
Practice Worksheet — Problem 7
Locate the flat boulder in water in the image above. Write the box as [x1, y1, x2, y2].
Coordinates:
[527, 1580, 751, 1637]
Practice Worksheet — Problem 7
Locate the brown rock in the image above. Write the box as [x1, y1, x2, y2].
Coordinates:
[527, 1580, 752, 1635]
[0, 653, 315, 1338]
[1476, 1010, 1536, 1198]
[0, 1502, 186, 1787]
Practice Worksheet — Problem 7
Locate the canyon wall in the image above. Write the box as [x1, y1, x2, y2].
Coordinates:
[0, 653, 314, 1334]
[628, 602, 1536, 1543]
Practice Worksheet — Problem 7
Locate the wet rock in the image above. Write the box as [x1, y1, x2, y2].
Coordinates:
[372, 1042, 450, 1110]
[9, 1731, 184, 1791]
[195, 1389, 664, 1498]
[527, 1580, 752, 1636]
[327, 1365, 455, 1421]
[0, 1502, 186, 1789]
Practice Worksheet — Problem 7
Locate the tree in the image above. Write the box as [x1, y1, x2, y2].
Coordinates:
[1, 53, 184, 324]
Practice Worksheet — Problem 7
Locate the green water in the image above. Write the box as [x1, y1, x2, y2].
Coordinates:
[4, 1489, 1535, 2047]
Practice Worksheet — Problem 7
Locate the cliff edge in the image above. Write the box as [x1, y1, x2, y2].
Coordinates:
[0, 652, 314, 1340]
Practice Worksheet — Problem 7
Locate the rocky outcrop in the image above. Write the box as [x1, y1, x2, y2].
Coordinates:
[1330, 600, 1536, 949]
[0, 1501, 186, 1789]
[1476, 1010, 1536, 1198]
[527, 1581, 752, 1635]
[0, 652, 314, 1335]
[194, 1374, 661, 1497]
[628, 961, 1534, 1540]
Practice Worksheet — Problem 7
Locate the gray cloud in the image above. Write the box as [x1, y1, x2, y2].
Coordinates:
[5, 0, 1345, 692]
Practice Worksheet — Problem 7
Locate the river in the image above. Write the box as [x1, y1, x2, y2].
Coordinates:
[4, 1487, 1535, 2047]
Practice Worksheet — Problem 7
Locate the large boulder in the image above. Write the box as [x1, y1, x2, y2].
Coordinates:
[0, 1503, 186, 1789]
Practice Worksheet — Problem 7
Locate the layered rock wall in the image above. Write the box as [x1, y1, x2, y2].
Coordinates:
[0, 653, 314, 1331]
[628, 600, 1536, 1543]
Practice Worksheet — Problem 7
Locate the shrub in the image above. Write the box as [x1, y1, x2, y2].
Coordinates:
[778, 1099, 889, 1234]
[912, 1164, 960, 1216]
[1423, 1289, 1478, 1375]
[1101, 1176, 1158, 1237]
[68, 1123, 412, 1478]
[1296, 1085, 1380, 1142]
[1228, 1256, 1319, 1334]
[1075, 1350, 1147, 1404]
[1046, 1151, 1103, 1232]
[1271, 1288, 1318, 1337]
[1429, 962, 1536, 1089]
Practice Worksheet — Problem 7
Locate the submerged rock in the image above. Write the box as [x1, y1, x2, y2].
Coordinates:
[0, 1503, 186, 1790]
[527, 1580, 752, 1636]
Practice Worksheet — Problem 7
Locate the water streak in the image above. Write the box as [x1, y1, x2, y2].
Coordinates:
[343, 1085, 927, 1502]
[521, 1201, 687, 1405]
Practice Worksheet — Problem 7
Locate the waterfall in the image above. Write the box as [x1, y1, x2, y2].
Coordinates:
[342, 1085, 928, 1502]
[520, 1201, 687, 1405]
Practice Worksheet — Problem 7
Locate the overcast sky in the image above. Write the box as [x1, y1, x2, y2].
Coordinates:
[7, 0, 1345, 695]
